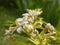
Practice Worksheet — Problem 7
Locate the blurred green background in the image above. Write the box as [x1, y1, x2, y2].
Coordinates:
[0, 0, 60, 45]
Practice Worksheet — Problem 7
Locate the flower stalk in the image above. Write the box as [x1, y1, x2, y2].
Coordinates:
[4, 9, 56, 45]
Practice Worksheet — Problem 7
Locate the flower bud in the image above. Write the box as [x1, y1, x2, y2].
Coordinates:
[49, 26, 55, 31]
[34, 30, 39, 34]
[25, 24, 33, 30]
[15, 18, 23, 25]
[49, 36, 56, 40]
[31, 33, 36, 37]
[28, 18, 34, 23]
[45, 23, 55, 32]
[38, 22, 43, 25]
[5, 30, 11, 35]
[50, 32, 56, 36]
[21, 20, 28, 25]
[17, 26, 22, 33]
[22, 13, 29, 17]
[45, 23, 51, 28]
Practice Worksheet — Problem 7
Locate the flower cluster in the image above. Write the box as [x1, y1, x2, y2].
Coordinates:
[45, 23, 56, 40]
[4, 9, 56, 45]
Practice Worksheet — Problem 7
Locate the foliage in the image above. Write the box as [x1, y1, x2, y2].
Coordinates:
[15, 0, 60, 26]
[0, 0, 60, 26]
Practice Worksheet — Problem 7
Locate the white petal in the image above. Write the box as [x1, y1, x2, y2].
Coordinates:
[4, 30, 11, 35]
[28, 18, 33, 23]
[25, 24, 33, 30]
[50, 26, 55, 30]
[45, 23, 51, 28]
[29, 11, 42, 16]
[38, 22, 43, 25]
[22, 13, 29, 16]
[17, 27, 22, 33]
[16, 18, 23, 22]
[49, 36, 56, 40]
[31, 33, 36, 37]
[37, 11, 42, 15]
[21, 20, 28, 25]
[23, 16, 28, 21]
[29, 12, 33, 16]
[47, 23, 51, 26]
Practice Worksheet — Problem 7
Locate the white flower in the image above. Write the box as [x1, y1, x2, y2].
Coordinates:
[33, 11, 42, 16]
[37, 11, 42, 15]
[16, 18, 23, 22]
[38, 22, 43, 25]
[50, 32, 56, 35]
[34, 30, 39, 34]
[25, 24, 33, 30]
[22, 13, 29, 17]
[28, 11, 42, 16]
[52, 32, 56, 34]
[28, 18, 34, 23]
[49, 36, 56, 40]
[23, 16, 28, 21]
[45, 23, 51, 29]
[46, 23, 51, 27]
[49, 26, 55, 30]
[45, 23, 55, 31]
[16, 17, 28, 26]
[21, 20, 28, 25]
[5, 30, 11, 35]
[17, 26, 22, 33]
[31, 33, 36, 37]
[16, 18, 23, 25]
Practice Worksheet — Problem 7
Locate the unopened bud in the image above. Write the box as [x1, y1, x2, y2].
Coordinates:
[49, 36, 56, 40]
[50, 32, 56, 36]
[31, 33, 36, 37]
[17, 26, 22, 33]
